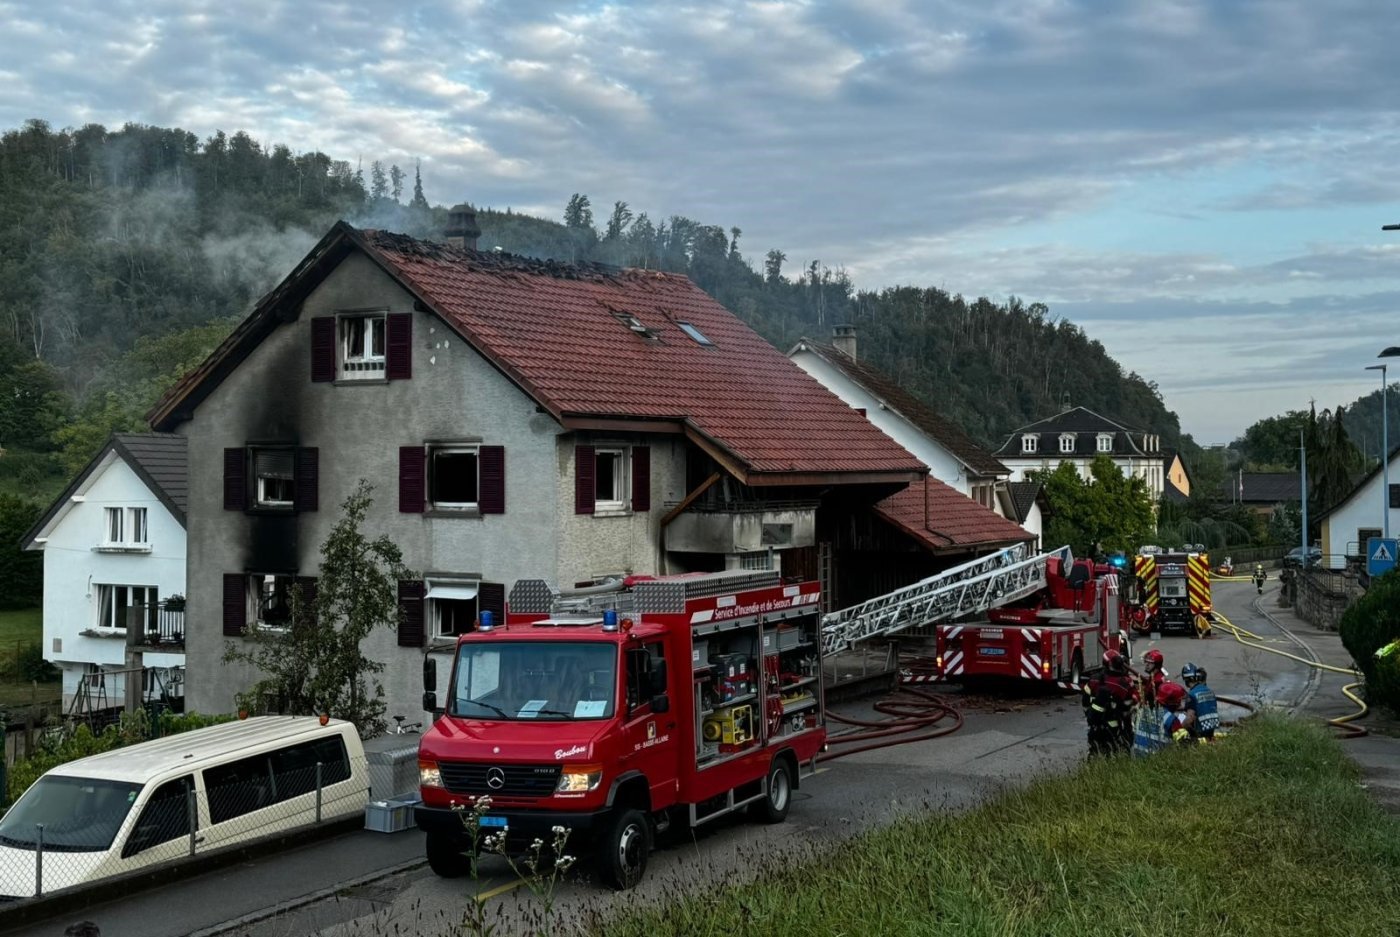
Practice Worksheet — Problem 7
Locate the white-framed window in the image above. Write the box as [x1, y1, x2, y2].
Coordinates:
[1059, 433, 1076, 454]
[594, 448, 626, 512]
[677, 321, 713, 346]
[426, 579, 480, 638]
[1021, 435, 1037, 454]
[1097, 433, 1113, 453]
[430, 446, 480, 511]
[251, 574, 296, 630]
[102, 506, 148, 547]
[340, 312, 386, 378]
[253, 449, 295, 508]
[95, 584, 157, 631]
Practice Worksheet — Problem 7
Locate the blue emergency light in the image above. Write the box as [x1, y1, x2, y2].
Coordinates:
[1108, 554, 1127, 568]
[479, 610, 494, 632]
[602, 609, 620, 632]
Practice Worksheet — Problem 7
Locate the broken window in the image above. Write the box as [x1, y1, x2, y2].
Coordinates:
[594, 449, 625, 511]
[430, 447, 480, 510]
[254, 449, 295, 508]
[340, 313, 386, 378]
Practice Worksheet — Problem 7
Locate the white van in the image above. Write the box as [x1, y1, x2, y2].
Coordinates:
[0, 716, 368, 899]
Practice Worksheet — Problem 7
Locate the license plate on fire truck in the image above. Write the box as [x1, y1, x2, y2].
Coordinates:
[479, 815, 508, 828]
[978, 647, 1007, 656]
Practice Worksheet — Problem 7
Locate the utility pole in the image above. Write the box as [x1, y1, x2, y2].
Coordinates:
[1299, 428, 1308, 560]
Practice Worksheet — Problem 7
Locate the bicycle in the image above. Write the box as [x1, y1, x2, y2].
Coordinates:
[391, 715, 423, 734]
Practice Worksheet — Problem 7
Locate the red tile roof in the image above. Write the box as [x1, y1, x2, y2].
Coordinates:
[874, 476, 1033, 552]
[151, 223, 924, 485]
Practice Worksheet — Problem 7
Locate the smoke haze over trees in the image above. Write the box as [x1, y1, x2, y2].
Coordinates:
[1, 119, 1200, 509]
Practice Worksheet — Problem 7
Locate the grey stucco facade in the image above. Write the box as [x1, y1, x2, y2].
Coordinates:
[180, 251, 686, 720]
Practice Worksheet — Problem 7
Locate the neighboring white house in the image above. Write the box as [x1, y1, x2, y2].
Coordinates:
[21, 434, 187, 711]
[992, 405, 1167, 502]
[1318, 446, 1400, 569]
[789, 328, 1026, 527]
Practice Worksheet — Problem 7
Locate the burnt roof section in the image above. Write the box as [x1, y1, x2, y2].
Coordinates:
[20, 433, 187, 550]
[791, 338, 1009, 476]
[150, 222, 925, 486]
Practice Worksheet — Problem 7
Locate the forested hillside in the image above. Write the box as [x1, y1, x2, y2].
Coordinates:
[0, 119, 1195, 503]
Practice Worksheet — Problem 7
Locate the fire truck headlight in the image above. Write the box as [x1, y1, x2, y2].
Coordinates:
[419, 758, 443, 789]
[556, 764, 603, 793]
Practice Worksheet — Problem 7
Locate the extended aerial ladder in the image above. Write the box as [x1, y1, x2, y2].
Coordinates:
[820, 544, 1072, 656]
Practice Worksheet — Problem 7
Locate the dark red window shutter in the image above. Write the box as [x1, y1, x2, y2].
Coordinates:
[295, 447, 319, 512]
[399, 446, 425, 513]
[387, 313, 412, 380]
[479, 446, 505, 515]
[398, 580, 425, 647]
[479, 582, 505, 628]
[631, 446, 650, 512]
[575, 445, 596, 515]
[223, 448, 246, 511]
[222, 574, 246, 637]
[311, 317, 336, 382]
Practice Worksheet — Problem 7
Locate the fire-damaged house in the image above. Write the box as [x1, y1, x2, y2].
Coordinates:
[149, 208, 1016, 718]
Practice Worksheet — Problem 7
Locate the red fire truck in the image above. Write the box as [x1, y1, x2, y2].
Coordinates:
[415, 569, 825, 889]
[917, 550, 1129, 687]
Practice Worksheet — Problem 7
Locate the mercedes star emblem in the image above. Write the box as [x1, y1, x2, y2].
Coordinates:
[486, 767, 506, 790]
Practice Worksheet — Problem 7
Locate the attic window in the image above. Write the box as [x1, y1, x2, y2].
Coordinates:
[1097, 433, 1113, 453]
[611, 311, 655, 338]
[1059, 433, 1075, 454]
[1021, 435, 1037, 454]
[677, 322, 713, 346]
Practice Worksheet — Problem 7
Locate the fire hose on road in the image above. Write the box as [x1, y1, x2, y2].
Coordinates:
[820, 686, 965, 760]
[1212, 608, 1368, 738]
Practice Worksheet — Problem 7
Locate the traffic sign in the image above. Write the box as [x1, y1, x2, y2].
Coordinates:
[1367, 537, 1398, 577]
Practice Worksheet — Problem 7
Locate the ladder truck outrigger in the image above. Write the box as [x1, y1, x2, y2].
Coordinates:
[820, 544, 1130, 689]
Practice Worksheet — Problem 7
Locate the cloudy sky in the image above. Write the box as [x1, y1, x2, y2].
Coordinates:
[3, 0, 1399, 445]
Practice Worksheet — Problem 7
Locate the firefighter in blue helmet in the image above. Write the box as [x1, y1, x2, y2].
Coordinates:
[1180, 662, 1219, 740]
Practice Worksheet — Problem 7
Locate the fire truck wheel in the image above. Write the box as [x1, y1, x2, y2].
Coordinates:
[601, 807, 651, 890]
[425, 831, 470, 878]
[750, 758, 793, 824]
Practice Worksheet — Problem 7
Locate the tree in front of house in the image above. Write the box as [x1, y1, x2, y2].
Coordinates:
[1035, 455, 1157, 557]
[224, 480, 412, 738]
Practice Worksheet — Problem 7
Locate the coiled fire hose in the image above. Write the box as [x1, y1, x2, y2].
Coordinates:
[819, 685, 964, 760]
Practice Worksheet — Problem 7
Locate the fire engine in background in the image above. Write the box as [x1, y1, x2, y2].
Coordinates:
[415, 569, 826, 889]
[919, 549, 1129, 687]
[1131, 546, 1212, 635]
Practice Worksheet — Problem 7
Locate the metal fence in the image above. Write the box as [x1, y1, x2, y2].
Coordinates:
[0, 754, 371, 902]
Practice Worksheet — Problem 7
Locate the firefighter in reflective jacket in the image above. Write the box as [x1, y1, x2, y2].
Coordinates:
[1181, 663, 1220, 740]
[1253, 564, 1267, 594]
[1139, 648, 1166, 705]
[1083, 650, 1134, 755]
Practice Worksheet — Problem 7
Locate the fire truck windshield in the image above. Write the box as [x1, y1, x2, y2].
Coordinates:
[449, 641, 617, 721]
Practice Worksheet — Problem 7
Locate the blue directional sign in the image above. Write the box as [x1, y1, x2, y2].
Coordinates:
[1367, 537, 1398, 577]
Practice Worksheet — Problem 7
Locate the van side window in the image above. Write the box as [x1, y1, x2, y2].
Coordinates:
[206, 736, 353, 823]
[270, 736, 350, 799]
[123, 775, 194, 858]
[206, 754, 275, 823]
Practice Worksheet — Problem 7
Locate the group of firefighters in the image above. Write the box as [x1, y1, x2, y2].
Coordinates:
[1082, 647, 1220, 756]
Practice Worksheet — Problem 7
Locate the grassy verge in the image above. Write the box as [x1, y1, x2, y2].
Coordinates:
[590, 715, 1400, 937]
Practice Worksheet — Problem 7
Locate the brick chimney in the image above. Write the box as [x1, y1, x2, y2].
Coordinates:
[832, 324, 857, 362]
[444, 202, 481, 250]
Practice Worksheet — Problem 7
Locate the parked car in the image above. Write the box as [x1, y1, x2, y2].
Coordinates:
[0, 716, 368, 899]
[1282, 546, 1323, 569]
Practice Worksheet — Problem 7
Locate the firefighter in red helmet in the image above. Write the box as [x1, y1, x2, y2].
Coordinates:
[1139, 648, 1166, 706]
[1156, 681, 1193, 744]
[1083, 650, 1135, 756]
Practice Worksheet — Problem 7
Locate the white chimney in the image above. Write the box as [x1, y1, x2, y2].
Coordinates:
[832, 324, 857, 361]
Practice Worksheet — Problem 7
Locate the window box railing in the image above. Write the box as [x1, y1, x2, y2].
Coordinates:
[130, 603, 186, 648]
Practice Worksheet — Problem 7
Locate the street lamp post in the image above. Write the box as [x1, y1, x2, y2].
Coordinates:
[1378, 347, 1400, 539]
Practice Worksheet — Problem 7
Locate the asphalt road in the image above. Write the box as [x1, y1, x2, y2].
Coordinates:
[0, 580, 1313, 937]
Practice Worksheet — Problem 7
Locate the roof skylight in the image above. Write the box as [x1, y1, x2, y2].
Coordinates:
[678, 321, 713, 346]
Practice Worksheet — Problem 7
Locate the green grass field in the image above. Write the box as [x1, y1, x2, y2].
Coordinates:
[0, 607, 60, 708]
[589, 715, 1400, 937]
